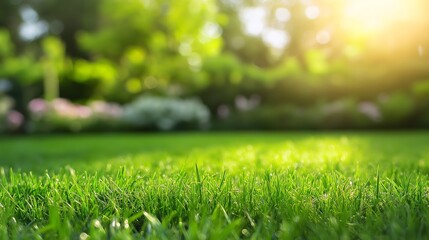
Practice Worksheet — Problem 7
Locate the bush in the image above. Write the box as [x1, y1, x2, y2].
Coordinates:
[213, 105, 306, 130]
[87, 101, 125, 131]
[0, 96, 12, 132]
[376, 92, 415, 127]
[28, 98, 124, 133]
[316, 99, 380, 129]
[123, 95, 210, 131]
[214, 99, 381, 130]
[0, 96, 24, 133]
[27, 96, 210, 132]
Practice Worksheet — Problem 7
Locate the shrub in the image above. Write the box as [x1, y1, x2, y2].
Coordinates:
[376, 92, 415, 127]
[86, 101, 124, 131]
[123, 95, 210, 131]
[0, 96, 24, 133]
[214, 99, 380, 130]
[315, 99, 379, 129]
[28, 98, 124, 133]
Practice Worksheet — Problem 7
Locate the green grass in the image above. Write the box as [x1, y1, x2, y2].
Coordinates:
[1, 132, 429, 239]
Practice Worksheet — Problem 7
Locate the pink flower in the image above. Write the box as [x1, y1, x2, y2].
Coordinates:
[52, 98, 73, 113]
[76, 106, 92, 119]
[7, 110, 24, 129]
[90, 101, 106, 113]
[28, 98, 48, 115]
[51, 99, 82, 118]
[90, 101, 123, 118]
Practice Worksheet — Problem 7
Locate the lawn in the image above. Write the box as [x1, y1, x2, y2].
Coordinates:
[1, 132, 429, 239]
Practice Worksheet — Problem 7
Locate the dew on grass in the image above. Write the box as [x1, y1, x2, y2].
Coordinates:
[124, 219, 130, 229]
[79, 232, 89, 240]
[111, 219, 121, 228]
[92, 219, 102, 229]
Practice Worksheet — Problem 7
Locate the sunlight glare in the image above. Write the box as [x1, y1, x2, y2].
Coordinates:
[275, 8, 291, 22]
[343, 0, 408, 34]
[418, 45, 424, 57]
[240, 7, 267, 36]
[305, 6, 320, 20]
[316, 30, 331, 45]
[262, 28, 290, 49]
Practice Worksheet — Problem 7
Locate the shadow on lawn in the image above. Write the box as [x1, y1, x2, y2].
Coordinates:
[1, 132, 429, 174]
[0, 133, 304, 172]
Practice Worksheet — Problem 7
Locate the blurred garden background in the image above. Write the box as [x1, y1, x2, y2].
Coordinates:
[1, 0, 429, 133]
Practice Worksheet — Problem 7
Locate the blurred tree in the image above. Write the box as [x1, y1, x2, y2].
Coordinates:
[29, 0, 101, 58]
[217, 0, 272, 67]
[0, 29, 43, 112]
[75, 0, 223, 102]
[41, 37, 66, 100]
[0, 0, 22, 45]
